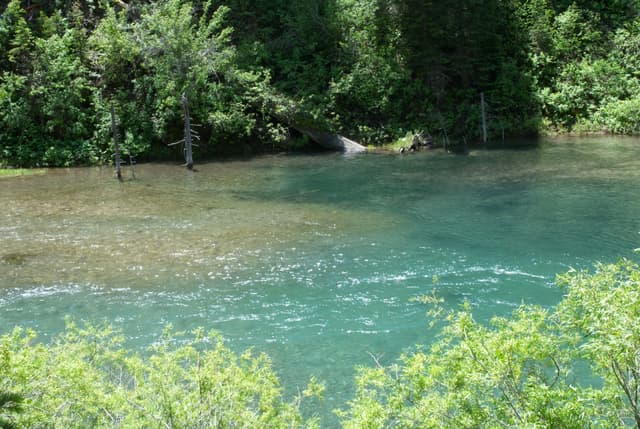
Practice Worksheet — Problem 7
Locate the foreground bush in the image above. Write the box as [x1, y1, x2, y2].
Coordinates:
[2, 259, 640, 428]
[339, 259, 640, 428]
[0, 324, 320, 428]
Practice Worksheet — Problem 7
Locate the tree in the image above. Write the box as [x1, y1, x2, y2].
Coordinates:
[0, 0, 33, 75]
[326, 0, 414, 143]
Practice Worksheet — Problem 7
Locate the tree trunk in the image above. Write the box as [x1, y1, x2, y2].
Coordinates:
[481, 92, 487, 145]
[111, 104, 123, 181]
[182, 94, 193, 170]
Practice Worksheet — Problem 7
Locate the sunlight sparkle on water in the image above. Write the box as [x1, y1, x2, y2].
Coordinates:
[1, 136, 640, 423]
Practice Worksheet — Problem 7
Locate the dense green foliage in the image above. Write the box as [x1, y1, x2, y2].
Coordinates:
[0, 390, 23, 429]
[339, 258, 640, 428]
[1, 0, 640, 166]
[2, 259, 640, 427]
[0, 322, 322, 428]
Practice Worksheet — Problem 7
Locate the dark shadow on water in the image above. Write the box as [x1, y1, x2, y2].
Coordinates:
[1, 252, 35, 265]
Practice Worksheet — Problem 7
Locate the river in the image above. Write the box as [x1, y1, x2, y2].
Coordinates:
[1, 136, 639, 423]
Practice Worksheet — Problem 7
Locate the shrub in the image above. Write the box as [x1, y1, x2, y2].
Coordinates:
[596, 98, 640, 134]
[0, 322, 320, 428]
[339, 259, 640, 428]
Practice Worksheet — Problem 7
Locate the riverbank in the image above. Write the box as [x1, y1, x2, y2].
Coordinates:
[0, 169, 46, 178]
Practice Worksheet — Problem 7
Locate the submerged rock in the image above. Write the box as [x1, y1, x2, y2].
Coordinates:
[1, 252, 34, 265]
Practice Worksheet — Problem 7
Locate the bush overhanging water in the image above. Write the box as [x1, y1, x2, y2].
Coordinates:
[2, 259, 640, 427]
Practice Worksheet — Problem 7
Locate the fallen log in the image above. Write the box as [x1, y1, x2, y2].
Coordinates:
[297, 128, 366, 153]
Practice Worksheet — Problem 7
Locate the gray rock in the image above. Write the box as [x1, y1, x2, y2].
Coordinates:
[299, 129, 367, 153]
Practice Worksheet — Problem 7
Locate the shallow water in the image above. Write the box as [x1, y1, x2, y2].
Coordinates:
[1, 136, 639, 423]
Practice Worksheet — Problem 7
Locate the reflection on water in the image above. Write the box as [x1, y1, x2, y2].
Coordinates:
[1, 136, 640, 422]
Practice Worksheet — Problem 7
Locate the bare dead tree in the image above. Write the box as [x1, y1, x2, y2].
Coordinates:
[182, 93, 194, 169]
[169, 93, 200, 169]
[481, 92, 487, 145]
[111, 104, 123, 181]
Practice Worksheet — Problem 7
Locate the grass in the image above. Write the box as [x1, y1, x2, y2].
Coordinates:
[0, 168, 46, 178]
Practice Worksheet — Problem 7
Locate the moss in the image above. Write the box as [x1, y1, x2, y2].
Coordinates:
[0, 169, 46, 178]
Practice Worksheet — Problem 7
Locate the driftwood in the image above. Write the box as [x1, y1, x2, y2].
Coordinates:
[296, 128, 366, 153]
[399, 131, 433, 153]
[268, 99, 366, 153]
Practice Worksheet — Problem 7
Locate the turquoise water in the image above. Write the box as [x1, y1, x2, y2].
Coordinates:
[1, 136, 639, 423]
